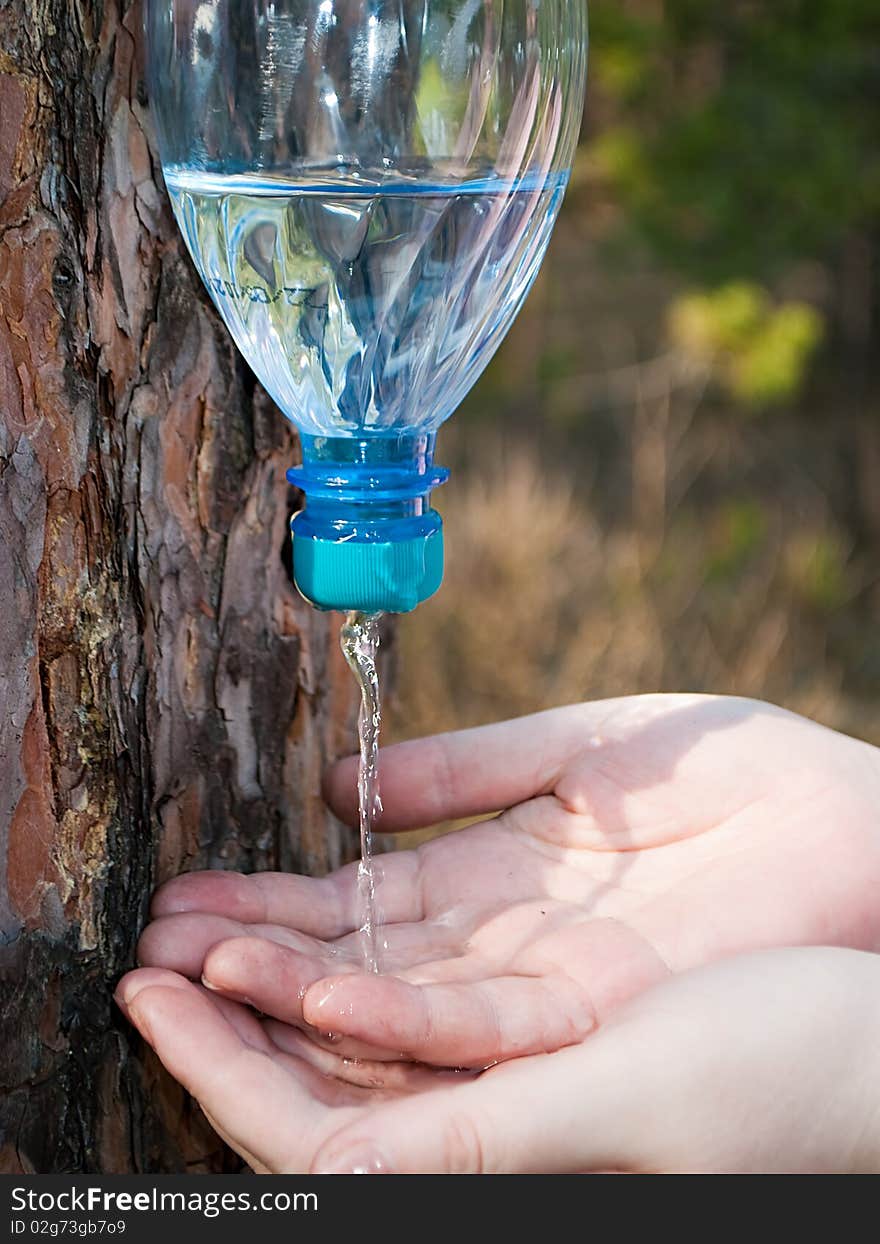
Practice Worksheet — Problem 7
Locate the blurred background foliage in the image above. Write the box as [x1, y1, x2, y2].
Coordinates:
[388, 0, 880, 769]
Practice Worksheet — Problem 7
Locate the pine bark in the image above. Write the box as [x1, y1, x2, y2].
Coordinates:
[0, 0, 359, 1173]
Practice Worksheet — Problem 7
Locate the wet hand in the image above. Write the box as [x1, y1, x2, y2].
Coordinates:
[137, 695, 880, 1070]
[116, 948, 880, 1173]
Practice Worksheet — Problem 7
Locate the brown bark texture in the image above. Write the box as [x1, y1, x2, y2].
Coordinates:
[0, 0, 361, 1173]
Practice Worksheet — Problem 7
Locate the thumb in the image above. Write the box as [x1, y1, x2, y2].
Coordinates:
[310, 1039, 642, 1175]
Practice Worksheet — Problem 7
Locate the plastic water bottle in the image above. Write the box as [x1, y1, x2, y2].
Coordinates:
[146, 1, 588, 615]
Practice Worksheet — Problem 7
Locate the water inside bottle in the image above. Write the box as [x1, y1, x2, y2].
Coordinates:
[163, 167, 568, 437]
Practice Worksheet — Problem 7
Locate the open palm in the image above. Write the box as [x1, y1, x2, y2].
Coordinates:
[137, 694, 880, 1070]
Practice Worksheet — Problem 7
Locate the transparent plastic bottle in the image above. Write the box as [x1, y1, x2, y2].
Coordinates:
[146, 1, 588, 614]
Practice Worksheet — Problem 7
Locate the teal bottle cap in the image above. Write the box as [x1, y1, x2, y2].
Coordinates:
[292, 523, 444, 614]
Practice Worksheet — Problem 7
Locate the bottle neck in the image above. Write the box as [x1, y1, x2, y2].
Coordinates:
[288, 432, 448, 613]
[288, 432, 450, 537]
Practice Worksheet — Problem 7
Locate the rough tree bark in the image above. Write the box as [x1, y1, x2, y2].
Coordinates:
[0, 1, 364, 1173]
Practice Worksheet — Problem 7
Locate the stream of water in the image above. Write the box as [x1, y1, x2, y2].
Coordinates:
[340, 612, 384, 974]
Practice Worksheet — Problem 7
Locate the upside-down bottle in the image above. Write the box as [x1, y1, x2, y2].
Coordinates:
[146, 0, 588, 613]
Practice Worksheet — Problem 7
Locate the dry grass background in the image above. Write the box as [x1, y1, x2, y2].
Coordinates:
[393, 430, 878, 746]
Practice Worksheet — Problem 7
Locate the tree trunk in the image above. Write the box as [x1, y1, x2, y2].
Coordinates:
[0, 0, 360, 1174]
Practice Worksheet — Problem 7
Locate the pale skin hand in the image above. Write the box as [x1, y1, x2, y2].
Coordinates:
[116, 948, 880, 1173]
[135, 694, 880, 1070]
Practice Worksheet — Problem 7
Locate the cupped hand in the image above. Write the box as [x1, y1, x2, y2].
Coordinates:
[137, 695, 880, 1070]
[116, 947, 880, 1173]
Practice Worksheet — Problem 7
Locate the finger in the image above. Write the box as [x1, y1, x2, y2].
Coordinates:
[201, 935, 334, 1018]
[122, 980, 345, 1172]
[152, 859, 423, 938]
[117, 967, 275, 1056]
[117, 970, 281, 1173]
[303, 972, 597, 1068]
[152, 870, 353, 936]
[202, 937, 400, 1062]
[137, 911, 349, 979]
[324, 703, 613, 831]
[263, 1021, 465, 1093]
[115, 967, 195, 1023]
